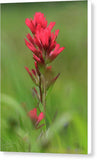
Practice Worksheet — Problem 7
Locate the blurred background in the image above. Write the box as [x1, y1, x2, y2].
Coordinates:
[1, 1, 87, 154]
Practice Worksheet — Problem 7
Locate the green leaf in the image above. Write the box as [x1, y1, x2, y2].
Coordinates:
[38, 102, 44, 112]
[46, 83, 54, 100]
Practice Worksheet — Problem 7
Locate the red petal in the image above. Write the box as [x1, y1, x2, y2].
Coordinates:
[57, 47, 65, 54]
[49, 44, 60, 56]
[25, 66, 36, 83]
[26, 33, 34, 44]
[25, 38, 40, 56]
[35, 61, 40, 75]
[33, 54, 42, 63]
[44, 20, 47, 28]
[53, 73, 60, 81]
[28, 108, 37, 120]
[48, 22, 56, 30]
[49, 45, 65, 62]
[25, 66, 32, 77]
[36, 24, 42, 32]
[54, 44, 60, 51]
[24, 39, 35, 51]
[55, 29, 59, 37]
[34, 35, 42, 49]
[34, 12, 47, 29]
[31, 69, 36, 76]
[33, 87, 38, 95]
[54, 29, 59, 40]
[37, 112, 44, 123]
[25, 18, 35, 33]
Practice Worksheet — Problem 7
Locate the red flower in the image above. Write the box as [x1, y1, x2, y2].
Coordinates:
[25, 12, 55, 34]
[25, 27, 65, 64]
[28, 108, 44, 129]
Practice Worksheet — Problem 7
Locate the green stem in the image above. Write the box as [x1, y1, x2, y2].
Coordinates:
[38, 71, 46, 131]
[43, 76, 46, 119]
[39, 74, 42, 103]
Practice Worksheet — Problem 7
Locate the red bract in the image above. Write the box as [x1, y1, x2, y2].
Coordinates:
[28, 108, 44, 129]
[25, 12, 55, 34]
[25, 62, 41, 85]
[25, 28, 65, 64]
[25, 66, 37, 84]
[48, 44, 65, 62]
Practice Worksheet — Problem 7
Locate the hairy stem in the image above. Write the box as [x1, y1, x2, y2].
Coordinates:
[43, 76, 46, 117]
[39, 74, 42, 103]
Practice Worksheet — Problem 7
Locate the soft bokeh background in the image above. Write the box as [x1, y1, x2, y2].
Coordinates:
[1, 1, 87, 154]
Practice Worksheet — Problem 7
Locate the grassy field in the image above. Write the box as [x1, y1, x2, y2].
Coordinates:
[1, 1, 87, 154]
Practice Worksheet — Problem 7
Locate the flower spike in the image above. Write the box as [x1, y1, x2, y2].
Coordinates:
[24, 12, 65, 130]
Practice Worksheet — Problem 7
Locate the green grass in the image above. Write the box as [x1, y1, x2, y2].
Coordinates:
[1, 1, 87, 154]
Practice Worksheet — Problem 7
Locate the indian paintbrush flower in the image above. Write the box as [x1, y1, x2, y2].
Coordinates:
[28, 108, 44, 129]
[24, 12, 65, 130]
[24, 12, 65, 65]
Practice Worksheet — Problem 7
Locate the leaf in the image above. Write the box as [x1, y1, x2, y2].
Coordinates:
[46, 73, 60, 99]
[38, 102, 44, 112]
[46, 83, 54, 100]
[31, 87, 39, 105]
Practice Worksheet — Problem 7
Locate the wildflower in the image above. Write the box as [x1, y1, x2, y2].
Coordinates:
[28, 108, 44, 129]
[25, 12, 55, 34]
[25, 12, 65, 65]
[24, 12, 65, 127]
